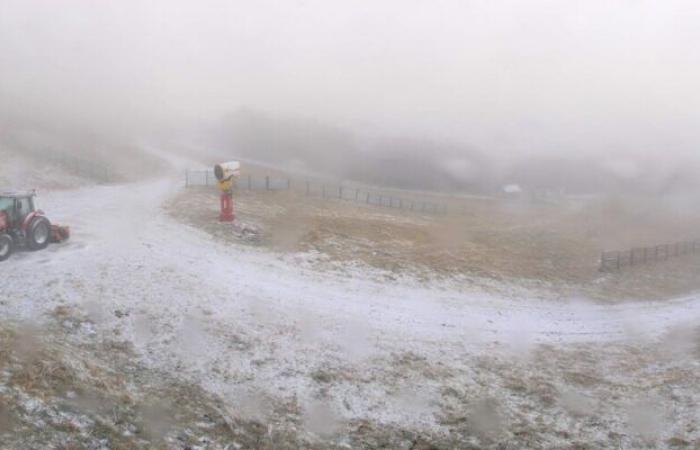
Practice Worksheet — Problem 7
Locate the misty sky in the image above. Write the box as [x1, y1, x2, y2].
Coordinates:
[1, 0, 698, 161]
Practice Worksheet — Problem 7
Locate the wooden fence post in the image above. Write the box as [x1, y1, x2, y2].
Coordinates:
[355, 188, 360, 201]
[185, 170, 189, 187]
[339, 186, 343, 199]
[248, 174, 252, 190]
[265, 176, 270, 191]
[366, 192, 370, 204]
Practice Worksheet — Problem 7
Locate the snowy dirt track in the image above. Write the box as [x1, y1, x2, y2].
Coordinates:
[2, 175, 700, 446]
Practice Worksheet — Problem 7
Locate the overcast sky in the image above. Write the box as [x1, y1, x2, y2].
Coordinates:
[1, 0, 698, 161]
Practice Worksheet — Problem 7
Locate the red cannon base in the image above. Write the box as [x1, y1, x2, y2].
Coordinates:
[219, 193, 235, 222]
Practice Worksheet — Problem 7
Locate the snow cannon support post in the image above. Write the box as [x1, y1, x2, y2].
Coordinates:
[219, 187, 234, 222]
[214, 161, 240, 223]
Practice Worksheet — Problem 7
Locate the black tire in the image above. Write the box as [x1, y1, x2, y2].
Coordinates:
[28, 216, 51, 251]
[0, 234, 13, 261]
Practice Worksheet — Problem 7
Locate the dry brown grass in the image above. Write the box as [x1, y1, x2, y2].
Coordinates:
[167, 187, 700, 301]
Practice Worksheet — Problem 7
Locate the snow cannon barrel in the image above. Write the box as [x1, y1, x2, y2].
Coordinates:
[214, 161, 241, 182]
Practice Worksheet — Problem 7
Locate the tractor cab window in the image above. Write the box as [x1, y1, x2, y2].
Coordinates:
[0, 197, 12, 212]
[0, 198, 15, 220]
[16, 197, 33, 221]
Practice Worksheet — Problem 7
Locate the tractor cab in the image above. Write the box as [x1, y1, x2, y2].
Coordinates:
[0, 192, 37, 228]
[0, 191, 69, 262]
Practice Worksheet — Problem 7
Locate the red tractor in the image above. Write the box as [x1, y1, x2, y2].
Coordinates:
[0, 191, 70, 261]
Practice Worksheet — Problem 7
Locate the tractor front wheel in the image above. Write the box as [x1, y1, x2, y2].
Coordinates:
[0, 234, 13, 261]
[28, 216, 51, 251]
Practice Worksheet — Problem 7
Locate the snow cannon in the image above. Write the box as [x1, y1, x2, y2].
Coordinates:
[214, 161, 241, 182]
[214, 161, 240, 222]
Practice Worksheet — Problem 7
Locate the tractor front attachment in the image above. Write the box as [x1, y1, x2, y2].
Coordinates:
[51, 225, 71, 243]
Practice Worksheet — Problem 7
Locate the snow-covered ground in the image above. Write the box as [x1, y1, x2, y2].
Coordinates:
[2, 167, 700, 447]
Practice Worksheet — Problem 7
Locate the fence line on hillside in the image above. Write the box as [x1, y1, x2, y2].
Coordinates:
[600, 239, 700, 272]
[308, 181, 448, 215]
[185, 170, 291, 191]
[184, 169, 448, 215]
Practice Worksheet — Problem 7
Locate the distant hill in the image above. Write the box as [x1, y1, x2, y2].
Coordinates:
[212, 108, 492, 193]
[0, 110, 165, 184]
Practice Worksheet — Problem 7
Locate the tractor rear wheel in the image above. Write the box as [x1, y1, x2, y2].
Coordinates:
[0, 234, 13, 261]
[28, 216, 51, 251]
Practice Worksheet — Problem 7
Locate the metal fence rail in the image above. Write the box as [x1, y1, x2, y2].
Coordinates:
[600, 239, 700, 271]
[185, 170, 448, 215]
[185, 169, 217, 188]
[185, 170, 291, 191]
[312, 183, 448, 215]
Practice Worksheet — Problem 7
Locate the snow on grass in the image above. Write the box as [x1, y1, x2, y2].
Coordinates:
[1, 173, 700, 447]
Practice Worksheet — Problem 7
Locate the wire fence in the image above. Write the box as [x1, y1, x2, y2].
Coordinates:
[307, 182, 448, 215]
[185, 170, 291, 190]
[312, 182, 448, 215]
[600, 239, 700, 272]
[185, 170, 448, 215]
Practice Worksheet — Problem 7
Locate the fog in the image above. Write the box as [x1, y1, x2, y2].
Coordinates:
[1, 0, 699, 192]
[3, 4, 700, 446]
